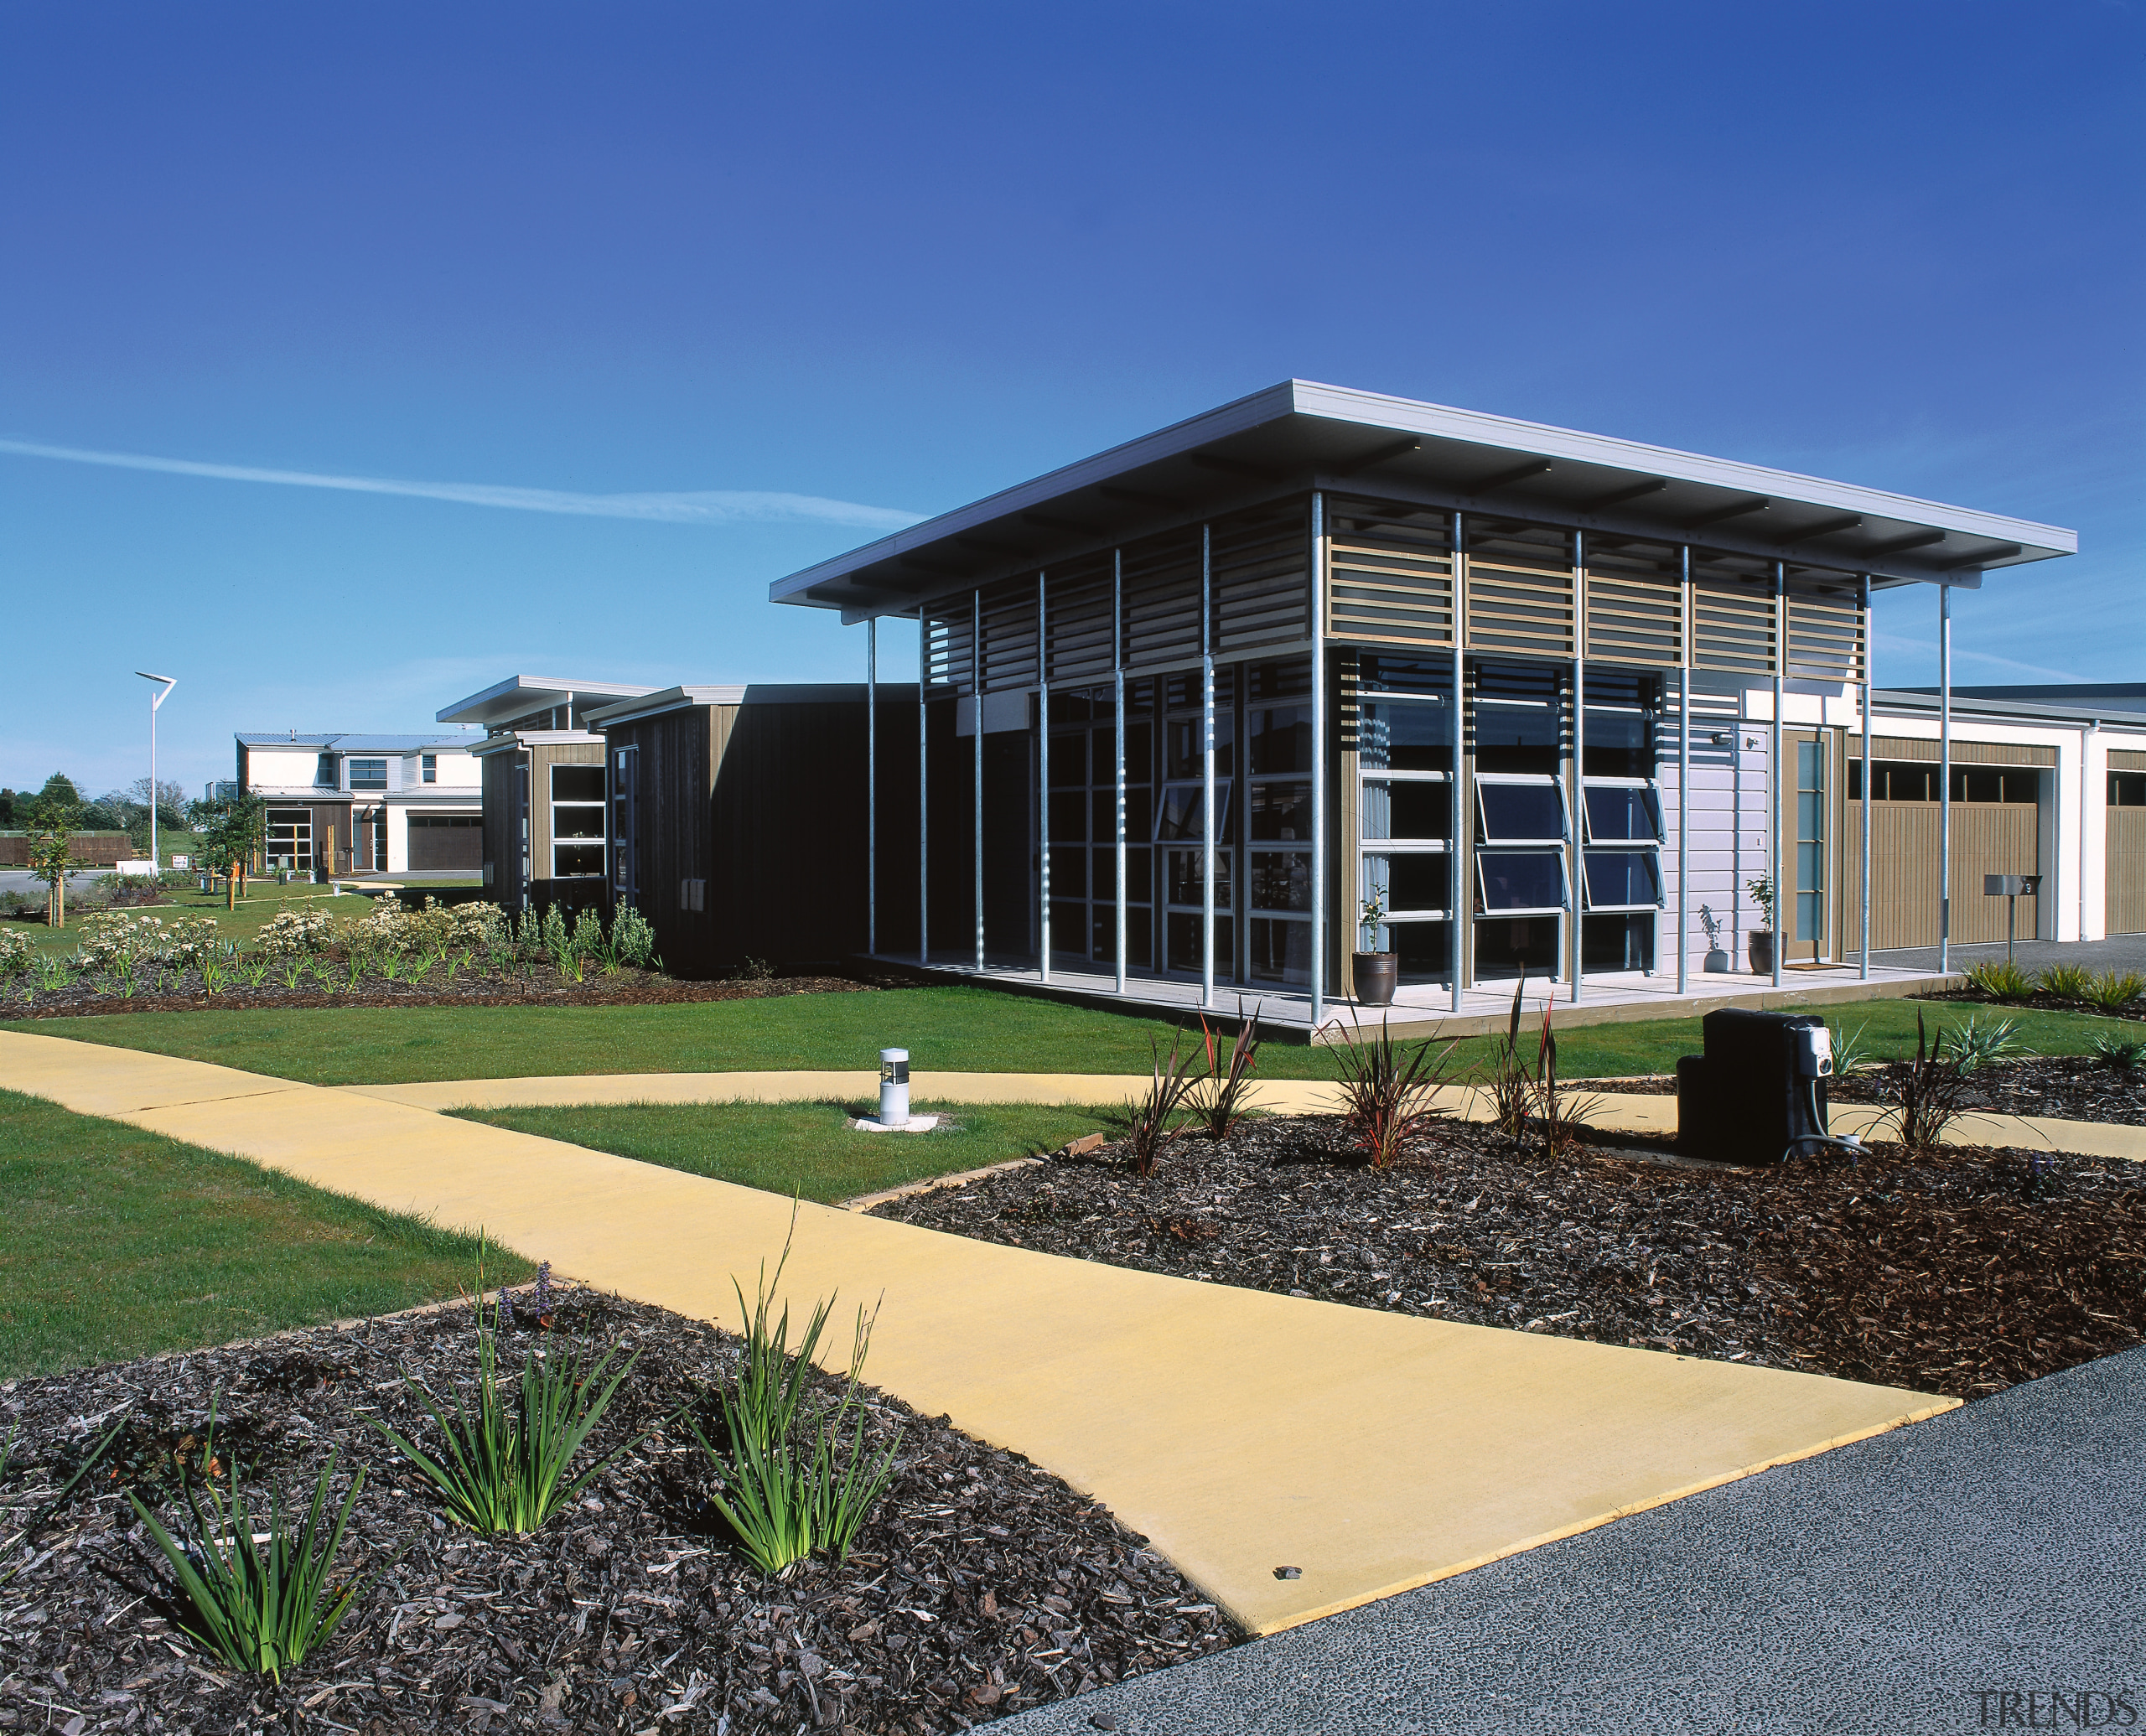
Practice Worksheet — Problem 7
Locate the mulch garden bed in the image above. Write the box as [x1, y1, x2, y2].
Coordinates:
[1568, 1056, 2146, 1127]
[874, 1115, 2146, 1402]
[3, 969, 888, 1020]
[0, 1293, 1229, 1734]
[1921, 986, 2146, 1024]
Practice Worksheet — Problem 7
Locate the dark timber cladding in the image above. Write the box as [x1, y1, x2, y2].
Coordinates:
[588, 685, 906, 977]
[771, 381, 2075, 1013]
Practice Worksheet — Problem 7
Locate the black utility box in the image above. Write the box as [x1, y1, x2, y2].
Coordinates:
[1677, 1008, 1832, 1164]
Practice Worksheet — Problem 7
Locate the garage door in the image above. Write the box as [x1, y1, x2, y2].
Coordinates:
[408, 814, 483, 870]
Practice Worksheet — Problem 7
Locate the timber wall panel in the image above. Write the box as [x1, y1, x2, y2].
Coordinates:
[2111, 749, 2146, 771]
[1843, 798, 2042, 951]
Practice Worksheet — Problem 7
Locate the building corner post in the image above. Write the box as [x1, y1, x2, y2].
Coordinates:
[918, 608, 930, 967]
[974, 589, 984, 974]
[1570, 530, 1584, 1003]
[1038, 572, 1050, 983]
[1201, 522, 1216, 1010]
[1114, 549, 1128, 998]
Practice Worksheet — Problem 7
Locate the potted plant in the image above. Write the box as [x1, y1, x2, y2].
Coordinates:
[1746, 875, 1775, 975]
[1353, 890, 1397, 1007]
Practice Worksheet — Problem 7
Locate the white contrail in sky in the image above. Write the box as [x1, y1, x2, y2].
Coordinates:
[0, 436, 925, 531]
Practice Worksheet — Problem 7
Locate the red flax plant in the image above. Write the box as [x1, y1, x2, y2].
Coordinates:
[1330, 1011, 1458, 1168]
[1470, 978, 1599, 1158]
[1122, 1027, 1203, 1178]
[1187, 1000, 1265, 1140]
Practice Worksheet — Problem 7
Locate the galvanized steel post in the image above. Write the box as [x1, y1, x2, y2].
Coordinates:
[1571, 529, 1584, 1003]
[867, 616, 877, 957]
[1451, 510, 1466, 1014]
[1309, 492, 1326, 1033]
[1772, 562, 1786, 989]
[974, 589, 985, 973]
[1038, 571, 1050, 982]
[1940, 581, 1953, 975]
[918, 608, 930, 967]
[1114, 550, 1128, 997]
[1201, 522, 1216, 1010]
[1677, 545, 1691, 998]
[1859, 573, 1873, 981]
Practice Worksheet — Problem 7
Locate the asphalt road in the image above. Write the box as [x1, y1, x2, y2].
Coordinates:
[1003, 1346, 2143, 1736]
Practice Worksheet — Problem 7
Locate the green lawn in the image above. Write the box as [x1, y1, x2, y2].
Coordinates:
[6, 982, 2135, 1087]
[453, 1098, 1122, 1205]
[0, 1088, 522, 1378]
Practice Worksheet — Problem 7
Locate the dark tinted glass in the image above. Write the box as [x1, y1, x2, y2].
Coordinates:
[1584, 785, 1661, 842]
[552, 765, 604, 802]
[1248, 916, 1310, 985]
[1474, 699, 1560, 775]
[1477, 852, 1564, 911]
[552, 807, 605, 839]
[1249, 850, 1310, 912]
[1479, 782, 1565, 842]
[1248, 706, 1310, 774]
[553, 843, 604, 877]
[1249, 780, 1310, 841]
[1584, 851, 1661, 909]
[1362, 780, 1448, 841]
[1582, 708, 1651, 777]
[1383, 852, 1450, 913]
[1359, 702, 1449, 772]
[1049, 733, 1087, 786]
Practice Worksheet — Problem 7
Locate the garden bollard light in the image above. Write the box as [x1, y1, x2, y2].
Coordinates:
[879, 1049, 910, 1128]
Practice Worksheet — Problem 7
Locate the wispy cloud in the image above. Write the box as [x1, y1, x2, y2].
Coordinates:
[1869, 630, 2086, 684]
[0, 436, 925, 531]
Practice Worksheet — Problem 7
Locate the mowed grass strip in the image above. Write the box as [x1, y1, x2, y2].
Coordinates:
[7, 982, 2138, 1086]
[0, 1088, 524, 1378]
[448, 1099, 1123, 1205]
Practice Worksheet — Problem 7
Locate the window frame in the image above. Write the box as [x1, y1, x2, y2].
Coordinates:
[1474, 849, 1569, 918]
[1475, 774, 1569, 848]
[548, 761, 607, 878]
[345, 757, 388, 792]
[1579, 848, 1665, 914]
[1578, 779, 1664, 846]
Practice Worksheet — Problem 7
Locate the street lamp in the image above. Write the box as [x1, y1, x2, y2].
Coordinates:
[135, 671, 177, 868]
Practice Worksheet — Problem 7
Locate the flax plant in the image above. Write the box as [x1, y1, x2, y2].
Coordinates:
[690, 1220, 899, 1576]
[1330, 1011, 1456, 1168]
[127, 1397, 375, 1682]
[371, 1265, 643, 1536]
[1122, 1028, 1202, 1177]
[1187, 1001, 1264, 1140]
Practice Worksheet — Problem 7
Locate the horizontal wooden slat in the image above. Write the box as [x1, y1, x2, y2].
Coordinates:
[2109, 749, 2146, 771]
[1122, 526, 1201, 669]
[1584, 570, 1682, 668]
[1860, 737, 2056, 768]
[1465, 556, 1575, 659]
[1044, 552, 1116, 688]
[1692, 578, 1775, 677]
[1213, 500, 1309, 652]
[1786, 592, 1865, 685]
[978, 577, 1039, 694]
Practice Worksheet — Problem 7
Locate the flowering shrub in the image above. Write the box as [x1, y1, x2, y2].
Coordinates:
[75, 911, 222, 972]
[0, 929, 34, 978]
[257, 909, 336, 956]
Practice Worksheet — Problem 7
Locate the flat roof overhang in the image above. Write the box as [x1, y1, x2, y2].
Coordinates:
[437, 675, 658, 728]
[770, 381, 2076, 622]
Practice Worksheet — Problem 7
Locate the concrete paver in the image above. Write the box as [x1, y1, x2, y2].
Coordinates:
[3, 1029, 1957, 1635]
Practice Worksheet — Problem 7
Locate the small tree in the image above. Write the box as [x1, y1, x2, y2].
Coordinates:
[190, 793, 267, 909]
[22, 775, 82, 928]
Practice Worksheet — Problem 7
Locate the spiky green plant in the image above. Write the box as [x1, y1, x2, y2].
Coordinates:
[1331, 1010, 1456, 1168]
[127, 1397, 374, 1682]
[371, 1268, 642, 1536]
[1962, 959, 2035, 1003]
[1826, 1017, 1875, 1076]
[2083, 969, 2146, 1014]
[1942, 1013, 2029, 1075]
[690, 1219, 900, 1575]
[2088, 1032, 2146, 1073]
[2037, 963, 2094, 1003]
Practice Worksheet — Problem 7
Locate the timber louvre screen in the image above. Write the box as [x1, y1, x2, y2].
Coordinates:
[1325, 504, 1454, 650]
[1583, 543, 1684, 669]
[1463, 526, 1578, 660]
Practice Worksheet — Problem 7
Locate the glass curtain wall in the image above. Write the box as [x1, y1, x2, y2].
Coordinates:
[1046, 684, 1153, 970]
[1246, 661, 1314, 987]
[1356, 654, 1454, 984]
[1159, 670, 1236, 976]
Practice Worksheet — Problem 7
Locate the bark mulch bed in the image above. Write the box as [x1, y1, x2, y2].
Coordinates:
[1921, 986, 2146, 1024]
[1568, 1056, 2146, 1127]
[874, 1115, 2146, 1402]
[3, 967, 888, 1021]
[0, 1293, 1229, 1734]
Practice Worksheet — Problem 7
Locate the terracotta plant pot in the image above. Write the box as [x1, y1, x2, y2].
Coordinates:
[1747, 930, 1775, 975]
[1353, 951, 1398, 1007]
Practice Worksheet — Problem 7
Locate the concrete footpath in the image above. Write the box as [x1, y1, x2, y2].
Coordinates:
[998, 1345, 2146, 1736]
[345, 1070, 2146, 1161]
[1, 1029, 1958, 1636]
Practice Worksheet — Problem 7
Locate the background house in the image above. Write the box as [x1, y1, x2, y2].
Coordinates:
[233, 731, 483, 876]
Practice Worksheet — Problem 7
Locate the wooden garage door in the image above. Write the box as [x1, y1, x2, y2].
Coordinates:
[2110, 759, 2146, 934]
[1842, 754, 2044, 951]
[408, 814, 483, 870]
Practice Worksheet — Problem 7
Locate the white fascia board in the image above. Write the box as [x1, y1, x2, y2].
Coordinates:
[436, 674, 657, 725]
[1286, 382, 2078, 555]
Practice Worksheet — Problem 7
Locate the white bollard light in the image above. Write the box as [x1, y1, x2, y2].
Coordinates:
[878, 1049, 910, 1128]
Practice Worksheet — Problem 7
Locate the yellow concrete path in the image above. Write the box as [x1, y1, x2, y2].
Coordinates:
[2, 1029, 1958, 1635]
[347, 1070, 2146, 1161]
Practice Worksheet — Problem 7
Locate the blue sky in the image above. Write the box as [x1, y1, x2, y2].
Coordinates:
[3, 2, 2138, 798]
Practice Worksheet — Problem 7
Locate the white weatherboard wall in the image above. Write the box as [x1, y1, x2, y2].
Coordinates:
[1658, 681, 1772, 982]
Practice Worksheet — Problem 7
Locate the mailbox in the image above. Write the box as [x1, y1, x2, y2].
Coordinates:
[1983, 874, 2040, 897]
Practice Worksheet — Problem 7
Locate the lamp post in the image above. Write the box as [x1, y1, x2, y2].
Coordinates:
[135, 671, 177, 868]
